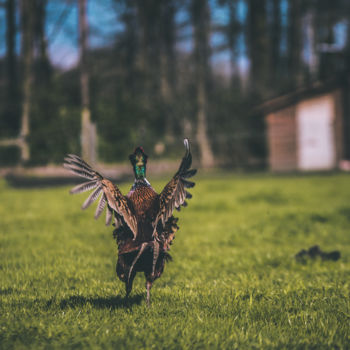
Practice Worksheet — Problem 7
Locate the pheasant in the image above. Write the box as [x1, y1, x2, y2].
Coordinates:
[63, 139, 196, 304]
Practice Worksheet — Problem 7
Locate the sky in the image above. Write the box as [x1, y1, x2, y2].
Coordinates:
[46, 0, 122, 68]
[0, 0, 347, 74]
[0, 0, 241, 71]
[0, 0, 122, 68]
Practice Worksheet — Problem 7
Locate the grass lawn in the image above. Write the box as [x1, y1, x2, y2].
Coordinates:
[0, 173, 350, 349]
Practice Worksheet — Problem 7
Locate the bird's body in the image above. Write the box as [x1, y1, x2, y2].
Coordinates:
[64, 139, 196, 304]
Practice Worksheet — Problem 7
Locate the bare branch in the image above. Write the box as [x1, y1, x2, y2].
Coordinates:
[0, 138, 21, 147]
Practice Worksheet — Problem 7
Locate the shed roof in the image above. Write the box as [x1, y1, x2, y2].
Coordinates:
[254, 76, 346, 115]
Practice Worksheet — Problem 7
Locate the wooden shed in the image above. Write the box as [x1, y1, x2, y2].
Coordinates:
[260, 81, 347, 172]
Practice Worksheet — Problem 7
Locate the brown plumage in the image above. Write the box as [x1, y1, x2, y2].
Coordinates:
[63, 139, 196, 305]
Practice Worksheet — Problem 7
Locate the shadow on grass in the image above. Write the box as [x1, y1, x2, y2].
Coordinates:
[58, 294, 143, 310]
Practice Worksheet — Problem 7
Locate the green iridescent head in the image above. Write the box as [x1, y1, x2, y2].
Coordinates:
[129, 146, 148, 179]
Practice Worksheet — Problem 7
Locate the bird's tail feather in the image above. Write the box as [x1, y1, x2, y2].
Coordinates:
[128, 242, 148, 283]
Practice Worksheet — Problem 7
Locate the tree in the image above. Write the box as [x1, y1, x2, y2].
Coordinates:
[287, 0, 303, 87]
[78, 0, 96, 164]
[224, 0, 241, 89]
[3, 0, 19, 136]
[19, 0, 36, 162]
[270, 0, 281, 86]
[30, 0, 63, 164]
[191, 0, 215, 168]
[160, 0, 177, 143]
[247, 0, 269, 98]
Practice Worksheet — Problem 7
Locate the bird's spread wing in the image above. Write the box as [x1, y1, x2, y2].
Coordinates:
[153, 139, 196, 235]
[63, 154, 138, 239]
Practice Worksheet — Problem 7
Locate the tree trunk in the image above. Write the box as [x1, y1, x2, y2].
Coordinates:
[191, 0, 215, 168]
[19, 0, 35, 162]
[78, 0, 96, 164]
[135, 0, 161, 143]
[160, 0, 176, 143]
[4, 0, 19, 136]
[288, 0, 303, 87]
[5, 0, 16, 85]
[270, 0, 281, 85]
[35, 0, 50, 73]
[317, 1, 338, 80]
[247, 0, 269, 98]
[196, 78, 214, 168]
[227, 0, 240, 89]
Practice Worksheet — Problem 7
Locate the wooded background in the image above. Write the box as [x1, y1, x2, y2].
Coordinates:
[0, 0, 350, 168]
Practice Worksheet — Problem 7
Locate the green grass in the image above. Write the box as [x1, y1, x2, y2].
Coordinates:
[1, 173, 350, 349]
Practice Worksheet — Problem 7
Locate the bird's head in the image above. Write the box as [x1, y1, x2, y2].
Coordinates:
[129, 146, 148, 179]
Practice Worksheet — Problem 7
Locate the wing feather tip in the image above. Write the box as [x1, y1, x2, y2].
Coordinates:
[183, 138, 189, 150]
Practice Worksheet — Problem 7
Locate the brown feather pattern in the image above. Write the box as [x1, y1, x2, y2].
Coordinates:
[63, 154, 138, 237]
[153, 139, 196, 235]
